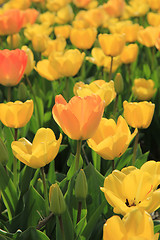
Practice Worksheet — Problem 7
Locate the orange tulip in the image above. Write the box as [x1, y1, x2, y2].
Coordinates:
[0, 9, 24, 35]
[0, 49, 27, 87]
[22, 8, 39, 27]
[52, 94, 104, 140]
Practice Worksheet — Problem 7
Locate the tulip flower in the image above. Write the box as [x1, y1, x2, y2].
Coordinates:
[101, 167, 160, 215]
[120, 23, 141, 43]
[0, 100, 33, 129]
[147, 12, 160, 27]
[147, 0, 160, 10]
[86, 47, 106, 67]
[39, 11, 55, 26]
[46, 0, 71, 11]
[120, 44, 139, 64]
[73, 0, 92, 8]
[74, 80, 116, 107]
[123, 101, 155, 129]
[137, 26, 159, 47]
[132, 78, 156, 101]
[87, 116, 137, 160]
[98, 33, 126, 57]
[70, 27, 97, 49]
[55, 4, 74, 25]
[21, 46, 35, 76]
[103, 0, 125, 17]
[54, 25, 71, 39]
[22, 8, 39, 27]
[7, 33, 21, 49]
[52, 94, 104, 140]
[103, 209, 159, 240]
[49, 49, 85, 77]
[0, 49, 27, 87]
[35, 59, 62, 81]
[0, 9, 24, 36]
[24, 23, 53, 40]
[11, 128, 62, 168]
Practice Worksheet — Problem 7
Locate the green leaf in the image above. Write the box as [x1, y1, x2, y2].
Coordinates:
[81, 200, 106, 240]
[143, 63, 151, 79]
[56, 209, 74, 240]
[19, 166, 35, 197]
[0, 163, 18, 220]
[3, 126, 14, 170]
[18, 227, 50, 240]
[91, 150, 101, 172]
[0, 229, 22, 240]
[35, 96, 44, 127]
[154, 223, 160, 234]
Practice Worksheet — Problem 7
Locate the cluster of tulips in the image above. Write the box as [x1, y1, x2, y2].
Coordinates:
[0, 0, 159, 239]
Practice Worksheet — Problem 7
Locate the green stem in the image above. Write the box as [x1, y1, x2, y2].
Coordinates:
[77, 201, 82, 224]
[41, 167, 49, 215]
[113, 94, 119, 116]
[25, 74, 41, 127]
[10, 34, 13, 50]
[108, 56, 114, 81]
[7, 86, 11, 102]
[75, 140, 82, 172]
[112, 159, 115, 171]
[132, 130, 139, 166]
[58, 215, 65, 240]
[13, 128, 18, 185]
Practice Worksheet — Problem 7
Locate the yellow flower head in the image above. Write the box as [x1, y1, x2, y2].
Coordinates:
[103, 209, 159, 240]
[70, 27, 97, 50]
[98, 33, 126, 57]
[11, 128, 62, 168]
[101, 166, 160, 215]
[74, 80, 116, 107]
[0, 100, 33, 128]
[123, 101, 155, 129]
[49, 49, 85, 77]
[87, 116, 137, 160]
[120, 44, 139, 64]
[132, 78, 156, 101]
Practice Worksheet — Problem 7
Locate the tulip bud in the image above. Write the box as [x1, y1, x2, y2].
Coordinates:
[75, 169, 88, 201]
[31, 34, 48, 53]
[7, 33, 21, 49]
[0, 138, 9, 166]
[21, 45, 35, 75]
[49, 183, 66, 215]
[17, 82, 29, 101]
[114, 73, 124, 94]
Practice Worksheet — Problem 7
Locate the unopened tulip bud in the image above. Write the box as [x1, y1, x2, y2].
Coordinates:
[7, 33, 21, 49]
[21, 45, 35, 75]
[17, 82, 29, 102]
[114, 73, 124, 94]
[49, 183, 66, 215]
[31, 34, 48, 53]
[0, 138, 9, 166]
[75, 169, 88, 201]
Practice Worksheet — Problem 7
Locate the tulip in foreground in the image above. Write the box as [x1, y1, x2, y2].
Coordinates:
[101, 166, 160, 215]
[11, 128, 62, 168]
[103, 209, 159, 240]
[0, 99, 33, 128]
[87, 116, 137, 160]
[52, 94, 104, 140]
[0, 49, 27, 86]
[123, 101, 155, 129]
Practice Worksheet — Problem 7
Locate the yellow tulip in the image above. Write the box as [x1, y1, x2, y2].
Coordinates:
[147, 12, 160, 27]
[42, 37, 66, 57]
[98, 33, 126, 57]
[35, 59, 62, 81]
[101, 167, 160, 215]
[11, 128, 62, 168]
[132, 78, 156, 101]
[103, 55, 122, 73]
[46, 0, 71, 11]
[24, 23, 53, 41]
[70, 27, 97, 49]
[7, 33, 21, 49]
[31, 34, 48, 53]
[54, 25, 71, 39]
[21, 46, 35, 76]
[55, 4, 74, 24]
[0, 100, 33, 128]
[137, 26, 160, 47]
[103, 209, 159, 240]
[86, 47, 106, 67]
[49, 49, 85, 77]
[87, 116, 137, 160]
[74, 80, 116, 107]
[120, 23, 141, 42]
[147, 0, 160, 10]
[120, 44, 138, 64]
[123, 101, 155, 129]
[38, 11, 55, 26]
